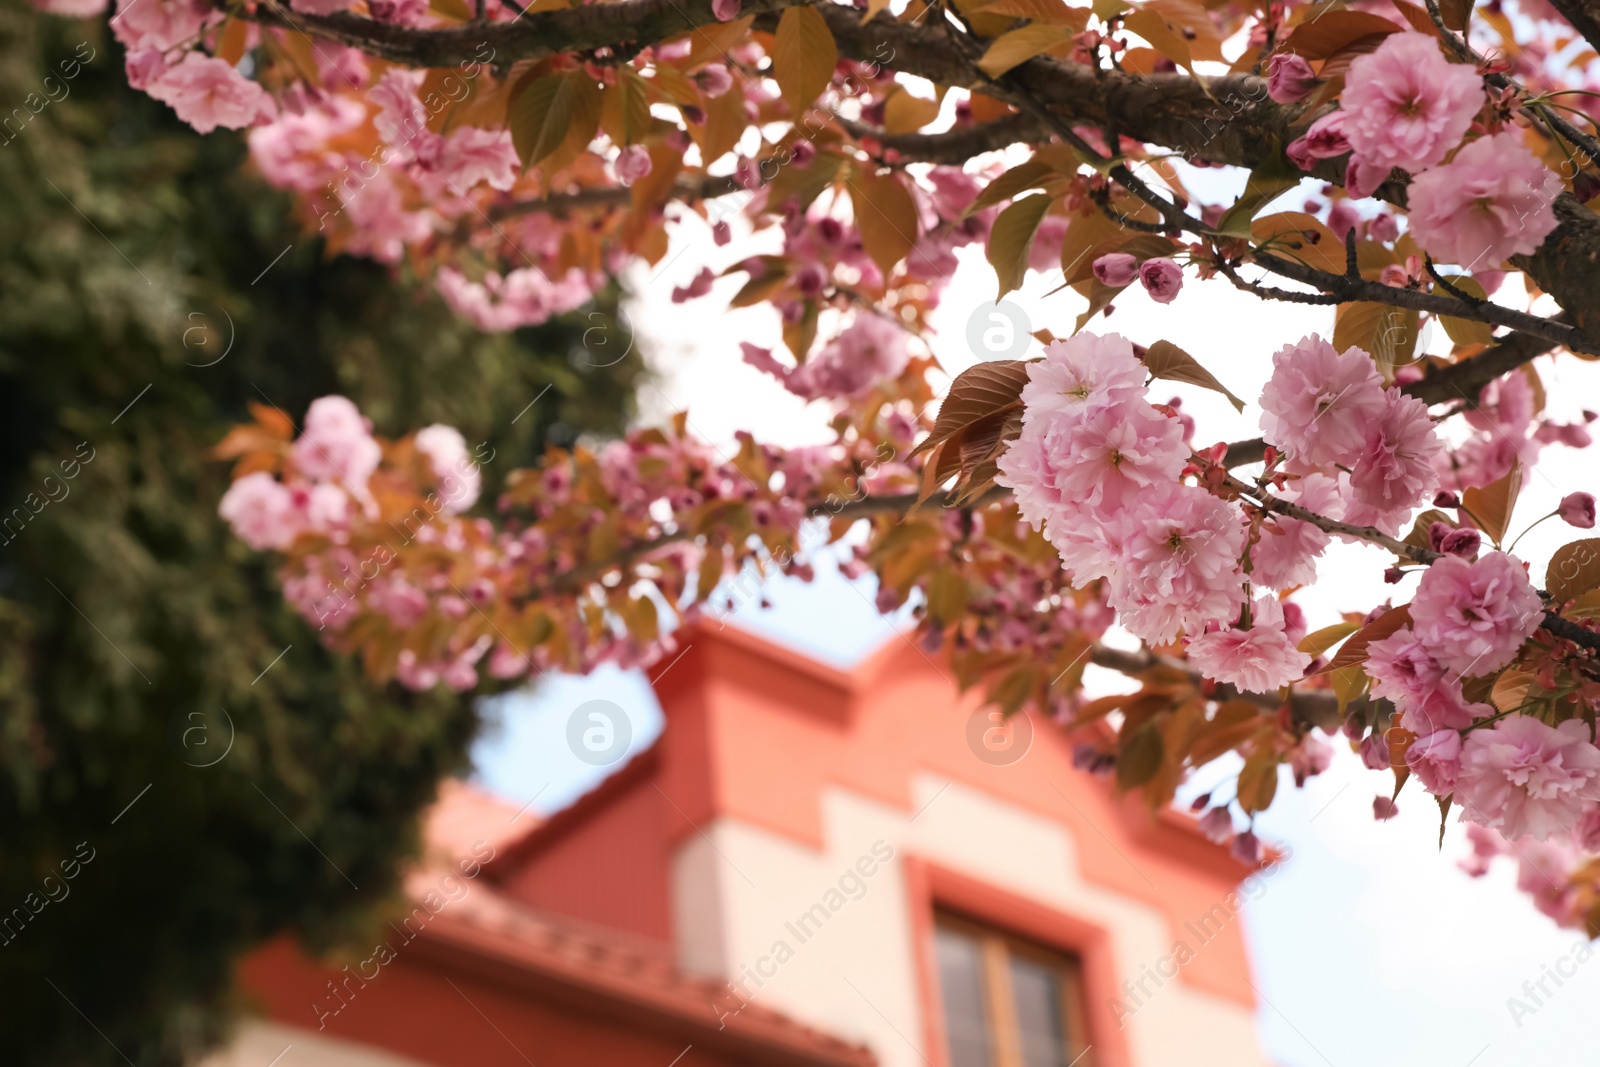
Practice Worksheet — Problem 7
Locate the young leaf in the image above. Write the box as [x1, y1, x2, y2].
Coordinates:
[1327, 604, 1412, 672]
[1333, 301, 1418, 377]
[1123, 8, 1193, 71]
[978, 23, 1076, 77]
[1547, 538, 1600, 605]
[1299, 621, 1360, 658]
[509, 72, 580, 168]
[1141, 340, 1246, 412]
[773, 6, 837, 116]
[915, 360, 1032, 457]
[1462, 462, 1522, 545]
[1117, 722, 1166, 790]
[1236, 750, 1280, 814]
[967, 159, 1055, 217]
[1279, 9, 1403, 58]
[987, 194, 1053, 300]
[850, 169, 919, 276]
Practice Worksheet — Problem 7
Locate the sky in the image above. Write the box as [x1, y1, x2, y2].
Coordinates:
[470, 174, 1600, 1066]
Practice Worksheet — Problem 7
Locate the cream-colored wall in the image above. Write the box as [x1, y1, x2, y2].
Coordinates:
[198, 1020, 438, 1067]
[671, 772, 1268, 1067]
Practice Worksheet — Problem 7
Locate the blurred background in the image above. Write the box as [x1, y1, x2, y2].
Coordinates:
[4, 2, 1600, 1066]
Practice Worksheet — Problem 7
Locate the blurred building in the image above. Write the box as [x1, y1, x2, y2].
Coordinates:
[204, 625, 1268, 1067]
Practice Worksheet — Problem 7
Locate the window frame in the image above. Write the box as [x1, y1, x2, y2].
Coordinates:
[933, 910, 1092, 1067]
[902, 858, 1132, 1067]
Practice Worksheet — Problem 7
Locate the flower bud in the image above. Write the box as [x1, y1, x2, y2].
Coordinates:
[1266, 53, 1318, 103]
[1092, 252, 1140, 287]
[1560, 491, 1596, 529]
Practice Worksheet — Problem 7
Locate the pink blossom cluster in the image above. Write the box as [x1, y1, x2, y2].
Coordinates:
[1362, 552, 1600, 842]
[1436, 368, 1593, 492]
[996, 333, 1309, 693]
[1459, 821, 1600, 930]
[742, 312, 910, 401]
[1258, 334, 1443, 534]
[1287, 32, 1560, 267]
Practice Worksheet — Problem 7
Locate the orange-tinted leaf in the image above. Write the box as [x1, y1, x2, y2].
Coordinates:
[1548, 538, 1600, 605]
[850, 169, 919, 276]
[1280, 9, 1403, 57]
[915, 360, 1031, 457]
[1462, 461, 1521, 544]
[987, 194, 1054, 300]
[773, 5, 837, 116]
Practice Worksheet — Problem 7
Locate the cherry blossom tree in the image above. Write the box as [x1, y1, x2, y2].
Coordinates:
[43, 0, 1600, 931]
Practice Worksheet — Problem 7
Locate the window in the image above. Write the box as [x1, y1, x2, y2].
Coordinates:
[934, 912, 1092, 1067]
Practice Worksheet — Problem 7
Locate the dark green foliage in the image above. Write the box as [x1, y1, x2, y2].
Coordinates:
[0, 4, 640, 1062]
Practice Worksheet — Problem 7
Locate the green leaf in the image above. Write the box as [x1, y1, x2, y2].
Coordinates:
[508, 73, 576, 168]
[1237, 750, 1280, 814]
[987, 194, 1054, 300]
[1116, 722, 1165, 791]
[1298, 621, 1359, 658]
[1218, 165, 1302, 237]
[967, 158, 1055, 217]
[1141, 340, 1246, 412]
[773, 6, 837, 116]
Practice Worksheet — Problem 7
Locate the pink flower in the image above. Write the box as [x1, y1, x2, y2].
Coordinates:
[614, 145, 654, 185]
[1458, 717, 1600, 840]
[1018, 332, 1147, 426]
[694, 64, 735, 98]
[436, 267, 595, 332]
[1398, 679, 1493, 735]
[712, 0, 740, 18]
[1250, 472, 1341, 589]
[1407, 132, 1562, 268]
[1344, 154, 1391, 199]
[1407, 728, 1462, 795]
[1258, 335, 1388, 467]
[1267, 53, 1318, 103]
[113, 0, 212, 52]
[1373, 796, 1399, 820]
[1560, 491, 1597, 528]
[436, 128, 520, 192]
[1091, 253, 1139, 288]
[1041, 399, 1188, 517]
[1138, 257, 1183, 303]
[219, 472, 304, 551]
[1341, 33, 1483, 173]
[144, 53, 277, 134]
[1349, 391, 1443, 515]
[1411, 552, 1543, 675]
[1108, 485, 1245, 644]
[1367, 626, 1447, 706]
[1186, 596, 1312, 694]
[292, 396, 383, 490]
[369, 0, 427, 23]
[786, 313, 908, 400]
[415, 424, 480, 513]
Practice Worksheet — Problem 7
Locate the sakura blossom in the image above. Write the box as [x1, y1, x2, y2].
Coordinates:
[1406, 132, 1562, 268]
[1258, 335, 1388, 467]
[1457, 718, 1600, 841]
[1340, 33, 1485, 175]
[1410, 552, 1544, 676]
[1185, 596, 1311, 694]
